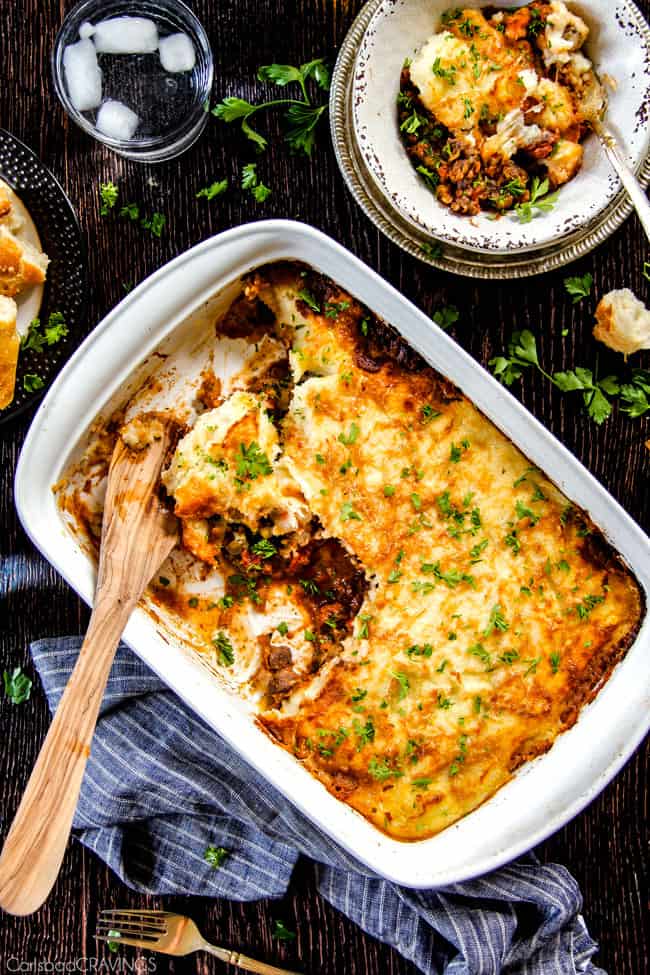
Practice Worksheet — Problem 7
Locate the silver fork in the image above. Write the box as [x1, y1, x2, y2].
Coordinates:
[96, 909, 302, 975]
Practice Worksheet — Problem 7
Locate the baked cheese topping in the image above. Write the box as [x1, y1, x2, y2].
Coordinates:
[59, 263, 643, 842]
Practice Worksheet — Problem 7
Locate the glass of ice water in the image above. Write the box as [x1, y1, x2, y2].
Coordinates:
[52, 0, 213, 163]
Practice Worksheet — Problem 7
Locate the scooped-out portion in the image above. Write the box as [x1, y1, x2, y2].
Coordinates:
[56, 261, 642, 841]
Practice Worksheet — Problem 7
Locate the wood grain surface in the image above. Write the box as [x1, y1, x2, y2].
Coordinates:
[0, 0, 648, 972]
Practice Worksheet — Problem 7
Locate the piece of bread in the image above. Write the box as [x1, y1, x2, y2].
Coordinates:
[0, 185, 11, 218]
[0, 225, 49, 296]
[594, 288, 650, 356]
[0, 295, 19, 409]
[0, 180, 24, 232]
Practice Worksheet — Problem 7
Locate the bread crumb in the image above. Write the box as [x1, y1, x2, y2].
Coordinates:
[593, 288, 650, 357]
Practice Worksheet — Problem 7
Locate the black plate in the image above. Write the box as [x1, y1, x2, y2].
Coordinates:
[0, 128, 87, 424]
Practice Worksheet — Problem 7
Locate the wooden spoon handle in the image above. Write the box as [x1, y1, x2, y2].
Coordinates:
[0, 592, 135, 916]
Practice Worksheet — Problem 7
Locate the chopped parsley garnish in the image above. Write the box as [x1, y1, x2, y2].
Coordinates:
[353, 717, 375, 750]
[251, 538, 277, 559]
[470, 538, 488, 562]
[356, 613, 372, 639]
[387, 568, 402, 584]
[3, 666, 32, 705]
[420, 561, 475, 589]
[383, 484, 396, 497]
[368, 757, 403, 781]
[406, 643, 433, 658]
[218, 595, 234, 610]
[432, 57, 457, 85]
[188, 597, 199, 608]
[564, 272, 593, 304]
[499, 649, 519, 665]
[351, 687, 367, 703]
[513, 177, 558, 223]
[515, 500, 540, 526]
[340, 501, 362, 521]
[467, 643, 492, 670]
[296, 288, 320, 312]
[196, 179, 228, 200]
[23, 373, 44, 393]
[277, 621, 289, 635]
[338, 422, 360, 445]
[272, 920, 297, 942]
[437, 692, 452, 709]
[241, 162, 272, 202]
[204, 845, 229, 868]
[391, 671, 410, 700]
[420, 404, 442, 423]
[299, 578, 320, 595]
[549, 651, 561, 674]
[213, 631, 235, 666]
[235, 441, 272, 484]
[576, 593, 605, 620]
[449, 734, 468, 776]
[412, 777, 433, 790]
[324, 300, 351, 318]
[483, 604, 509, 636]
[449, 439, 469, 463]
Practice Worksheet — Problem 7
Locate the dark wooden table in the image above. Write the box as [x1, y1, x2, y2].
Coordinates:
[1, 1, 648, 972]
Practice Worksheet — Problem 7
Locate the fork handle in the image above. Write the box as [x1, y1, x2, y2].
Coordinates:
[203, 943, 303, 975]
[598, 127, 650, 244]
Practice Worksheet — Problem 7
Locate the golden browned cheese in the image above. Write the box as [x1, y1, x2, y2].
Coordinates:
[248, 268, 642, 840]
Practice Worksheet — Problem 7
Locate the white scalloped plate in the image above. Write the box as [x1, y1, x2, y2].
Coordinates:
[352, 0, 650, 254]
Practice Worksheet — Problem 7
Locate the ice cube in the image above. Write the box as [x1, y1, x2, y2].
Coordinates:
[96, 100, 140, 141]
[159, 33, 196, 73]
[93, 17, 158, 54]
[78, 21, 95, 40]
[63, 39, 102, 112]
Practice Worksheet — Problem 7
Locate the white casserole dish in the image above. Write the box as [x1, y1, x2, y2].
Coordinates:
[15, 220, 650, 888]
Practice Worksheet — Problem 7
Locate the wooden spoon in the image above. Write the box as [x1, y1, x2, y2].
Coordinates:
[0, 422, 178, 916]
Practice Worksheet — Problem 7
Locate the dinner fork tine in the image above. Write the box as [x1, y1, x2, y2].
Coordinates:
[96, 909, 302, 975]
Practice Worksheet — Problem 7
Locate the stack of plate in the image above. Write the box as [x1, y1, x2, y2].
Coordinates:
[329, 0, 650, 279]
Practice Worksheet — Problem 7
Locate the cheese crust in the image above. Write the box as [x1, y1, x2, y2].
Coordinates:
[59, 262, 644, 842]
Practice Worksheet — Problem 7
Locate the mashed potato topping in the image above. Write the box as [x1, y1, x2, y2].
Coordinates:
[399, 3, 604, 216]
[58, 262, 643, 841]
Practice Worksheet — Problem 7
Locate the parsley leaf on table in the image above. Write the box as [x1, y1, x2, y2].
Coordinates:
[563, 272, 593, 304]
[212, 58, 330, 157]
[3, 666, 32, 704]
[432, 305, 459, 330]
[23, 373, 44, 393]
[141, 212, 166, 237]
[490, 330, 647, 424]
[620, 369, 650, 417]
[272, 920, 297, 942]
[119, 202, 140, 221]
[99, 181, 118, 215]
[241, 163, 271, 202]
[196, 179, 228, 200]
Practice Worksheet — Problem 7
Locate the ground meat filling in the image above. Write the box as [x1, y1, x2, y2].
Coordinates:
[398, 3, 598, 216]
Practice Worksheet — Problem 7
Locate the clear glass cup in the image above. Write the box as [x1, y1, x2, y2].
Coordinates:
[52, 0, 213, 163]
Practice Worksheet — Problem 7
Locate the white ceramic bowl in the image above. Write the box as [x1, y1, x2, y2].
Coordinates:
[15, 221, 650, 887]
[352, 0, 650, 254]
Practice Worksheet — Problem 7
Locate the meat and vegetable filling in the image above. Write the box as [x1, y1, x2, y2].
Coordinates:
[399, 3, 604, 216]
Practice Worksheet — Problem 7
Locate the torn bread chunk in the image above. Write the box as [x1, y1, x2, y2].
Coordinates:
[0, 295, 19, 408]
[594, 288, 650, 356]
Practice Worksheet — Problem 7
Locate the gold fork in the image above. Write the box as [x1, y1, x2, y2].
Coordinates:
[96, 910, 302, 975]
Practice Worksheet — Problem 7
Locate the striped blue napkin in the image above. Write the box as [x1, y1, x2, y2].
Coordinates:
[31, 637, 606, 975]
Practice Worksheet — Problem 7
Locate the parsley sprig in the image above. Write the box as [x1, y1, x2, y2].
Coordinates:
[489, 329, 641, 424]
[564, 272, 593, 304]
[21, 311, 68, 353]
[212, 58, 330, 156]
[513, 177, 558, 223]
[241, 163, 272, 202]
[3, 666, 32, 705]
